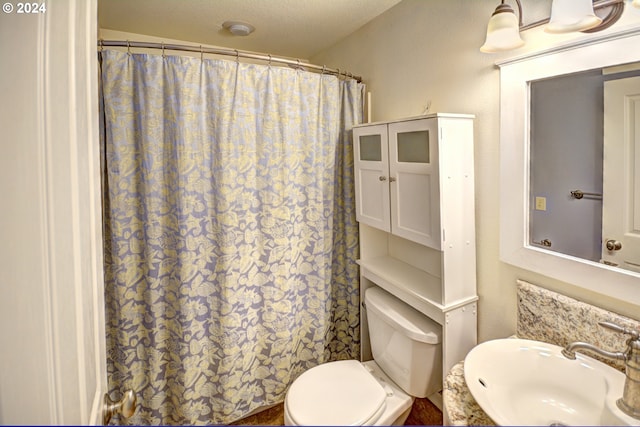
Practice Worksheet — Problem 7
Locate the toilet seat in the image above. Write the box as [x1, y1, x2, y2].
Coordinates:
[285, 360, 387, 426]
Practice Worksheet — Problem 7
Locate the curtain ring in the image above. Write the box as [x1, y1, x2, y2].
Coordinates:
[99, 39, 103, 52]
[321, 65, 326, 75]
[200, 45, 204, 61]
[126, 40, 131, 55]
[296, 59, 300, 69]
[268, 54, 272, 68]
[161, 42, 165, 58]
[235, 49, 239, 63]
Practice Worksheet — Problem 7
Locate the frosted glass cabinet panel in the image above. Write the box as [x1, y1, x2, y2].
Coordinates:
[396, 131, 430, 163]
[359, 134, 383, 161]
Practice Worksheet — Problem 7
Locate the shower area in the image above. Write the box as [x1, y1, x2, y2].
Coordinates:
[99, 43, 364, 425]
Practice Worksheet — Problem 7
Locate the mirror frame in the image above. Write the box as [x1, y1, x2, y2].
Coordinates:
[499, 27, 640, 306]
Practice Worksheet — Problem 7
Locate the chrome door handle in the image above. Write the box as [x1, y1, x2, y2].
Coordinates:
[103, 389, 136, 425]
[605, 239, 622, 251]
[533, 238, 552, 247]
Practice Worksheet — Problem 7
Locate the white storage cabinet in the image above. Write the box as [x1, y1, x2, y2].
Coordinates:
[353, 113, 478, 390]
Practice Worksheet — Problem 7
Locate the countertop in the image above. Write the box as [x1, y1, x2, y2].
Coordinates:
[443, 360, 495, 426]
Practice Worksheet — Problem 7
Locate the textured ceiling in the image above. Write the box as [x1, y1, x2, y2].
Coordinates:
[98, 0, 404, 59]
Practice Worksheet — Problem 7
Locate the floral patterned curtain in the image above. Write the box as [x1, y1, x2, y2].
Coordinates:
[100, 49, 363, 425]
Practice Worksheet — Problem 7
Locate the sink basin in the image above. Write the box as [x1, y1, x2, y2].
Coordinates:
[464, 338, 636, 426]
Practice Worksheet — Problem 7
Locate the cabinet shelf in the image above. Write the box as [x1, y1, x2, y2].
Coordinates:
[358, 255, 477, 325]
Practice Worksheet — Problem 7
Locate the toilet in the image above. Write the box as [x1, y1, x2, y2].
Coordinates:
[284, 286, 442, 426]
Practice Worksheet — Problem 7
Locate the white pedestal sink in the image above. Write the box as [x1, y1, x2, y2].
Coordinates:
[464, 339, 638, 426]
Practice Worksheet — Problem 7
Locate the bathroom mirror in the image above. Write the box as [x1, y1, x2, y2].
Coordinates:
[529, 64, 640, 272]
[499, 28, 640, 305]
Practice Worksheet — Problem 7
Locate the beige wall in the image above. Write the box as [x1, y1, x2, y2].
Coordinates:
[311, 0, 640, 342]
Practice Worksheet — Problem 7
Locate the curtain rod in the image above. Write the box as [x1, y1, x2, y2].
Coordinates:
[98, 39, 362, 83]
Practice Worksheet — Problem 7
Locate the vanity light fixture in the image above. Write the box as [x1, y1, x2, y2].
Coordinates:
[633, 0, 640, 8]
[480, 0, 525, 53]
[480, 0, 625, 53]
[546, 0, 602, 33]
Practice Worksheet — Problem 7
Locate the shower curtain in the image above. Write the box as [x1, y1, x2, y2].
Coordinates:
[100, 49, 363, 425]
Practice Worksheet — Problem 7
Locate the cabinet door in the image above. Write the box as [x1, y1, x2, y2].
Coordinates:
[388, 119, 441, 249]
[353, 124, 390, 231]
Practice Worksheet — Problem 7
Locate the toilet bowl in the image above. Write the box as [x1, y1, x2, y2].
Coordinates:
[284, 286, 442, 426]
[284, 359, 413, 426]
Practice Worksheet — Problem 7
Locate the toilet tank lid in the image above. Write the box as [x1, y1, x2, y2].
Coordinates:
[365, 287, 441, 344]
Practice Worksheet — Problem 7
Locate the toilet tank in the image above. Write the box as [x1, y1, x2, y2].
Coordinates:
[365, 286, 442, 398]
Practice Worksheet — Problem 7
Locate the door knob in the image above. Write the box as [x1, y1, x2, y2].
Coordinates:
[103, 389, 136, 425]
[605, 239, 622, 251]
[378, 176, 387, 181]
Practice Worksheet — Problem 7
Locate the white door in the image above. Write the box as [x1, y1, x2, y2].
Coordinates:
[0, 0, 108, 424]
[353, 124, 391, 231]
[388, 119, 440, 249]
[602, 76, 640, 271]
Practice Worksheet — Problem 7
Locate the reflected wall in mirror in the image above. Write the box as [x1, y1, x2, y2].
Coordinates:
[499, 28, 640, 306]
[529, 64, 640, 272]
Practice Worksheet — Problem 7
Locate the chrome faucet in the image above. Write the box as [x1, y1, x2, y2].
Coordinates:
[561, 321, 640, 420]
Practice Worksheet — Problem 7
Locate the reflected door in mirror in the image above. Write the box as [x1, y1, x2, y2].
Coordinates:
[602, 76, 640, 272]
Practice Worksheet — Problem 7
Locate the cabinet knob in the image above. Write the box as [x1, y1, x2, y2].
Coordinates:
[389, 177, 397, 182]
[379, 176, 387, 181]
